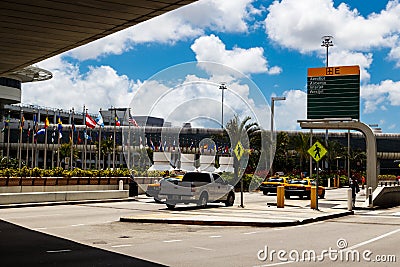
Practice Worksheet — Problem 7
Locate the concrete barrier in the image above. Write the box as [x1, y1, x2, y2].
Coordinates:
[365, 185, 400, 208]
[0, 190, 129, 205]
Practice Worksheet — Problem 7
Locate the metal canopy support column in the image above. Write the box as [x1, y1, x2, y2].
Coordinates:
[298, 119, 377, 191]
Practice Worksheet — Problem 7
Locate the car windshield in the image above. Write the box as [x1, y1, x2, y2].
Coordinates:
[268, 178, 284, 182]
[289, 180, 308, 185]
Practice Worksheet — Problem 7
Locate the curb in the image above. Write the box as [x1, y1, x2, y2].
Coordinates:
[0, 197, 136, 209]
[120, 210, 354, 227]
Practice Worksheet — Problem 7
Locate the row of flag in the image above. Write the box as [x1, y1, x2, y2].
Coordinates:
[84, 112, 138, 129]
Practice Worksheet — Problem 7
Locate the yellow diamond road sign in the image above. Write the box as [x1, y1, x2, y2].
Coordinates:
[234, 141, 244, 160]
[308, 141, 327, 162]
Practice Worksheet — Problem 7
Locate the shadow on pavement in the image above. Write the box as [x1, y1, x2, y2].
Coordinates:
[0, 220, 166, 267]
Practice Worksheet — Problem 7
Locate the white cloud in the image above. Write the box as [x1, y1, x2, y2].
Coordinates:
[274, 90, 307, 130]
[328, 50, 373, 83]
[190, 34, 281, 75]
[129, 63, 271, 129]
[361, 79, 400, 113]
[265, 0, 400, 65]
[68, 0, 261, 61]
[23, 56, 140, 112]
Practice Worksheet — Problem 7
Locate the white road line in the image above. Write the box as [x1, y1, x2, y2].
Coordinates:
[163, 239, 182, 243]
[345, 228, 400, 251]
[111, 244, 132, 248]
[7, 214, 63, 219]
[70, 224, 85, 227]
[193, 246, 213, 251]
[255, 228, 400, 267]
[243, 231, 258, 235]
[209, 235, 222, 238]
[392, 212, 400, 216]
[46, 249, 72, 253]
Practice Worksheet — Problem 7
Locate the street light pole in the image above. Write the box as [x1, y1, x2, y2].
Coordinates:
[321, 35, 334, 171]
[219, 83, 227, 129]
[321, 35, 334, 67]
[270, 96, 286, 176]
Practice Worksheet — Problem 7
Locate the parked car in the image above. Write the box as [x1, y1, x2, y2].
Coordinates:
[284, 179, 325, 199]
[158, 172, 235, 209]
[146, 178, 181, 203]
[259, 176, 290, 195]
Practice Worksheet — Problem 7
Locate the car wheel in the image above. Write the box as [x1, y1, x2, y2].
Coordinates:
[198, 192, 208, 207]
[285, 193, 290, 199]
[225, 192, 235, 206]
[299, 194, 303, 199]
[262, 190, 268, 195]
[166, 203, 175, 209]
[154, 198, 163, 203]
[306, 192, 311, 199]
[319, 190, 325, 199]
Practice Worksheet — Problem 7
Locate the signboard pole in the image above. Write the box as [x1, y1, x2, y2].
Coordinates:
[316, 160, 319, 210]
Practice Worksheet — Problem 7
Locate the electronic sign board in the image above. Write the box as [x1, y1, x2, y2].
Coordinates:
[307, 65, 360, 120]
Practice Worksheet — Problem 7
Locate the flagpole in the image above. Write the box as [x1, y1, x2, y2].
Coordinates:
[127, 108, 131, 169]
[31, 111, 35, 168]
[113, 108, 116, 169]
[98, 108, 102, 170]
[44, 110, 48, 169]
[57, 111, 61, 168]
[70, 108, 74, 170]
[84, 106, 87, 170]
[5, 111, 10, 167]
[18, 109, 23, 168]
[26, 122, 30, 165]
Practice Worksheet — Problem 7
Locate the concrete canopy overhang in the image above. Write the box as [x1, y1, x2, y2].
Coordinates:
[0, 0, 197, 76]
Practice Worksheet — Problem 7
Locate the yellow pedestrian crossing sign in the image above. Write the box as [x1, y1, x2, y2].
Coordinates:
[234, 141, 244, 160]
[308, 141, 327, 162]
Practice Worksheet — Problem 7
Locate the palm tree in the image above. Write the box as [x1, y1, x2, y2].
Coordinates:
[225, 115, 259, 207]
[291, 132, 311, 173]
[273, 131, 293, 174]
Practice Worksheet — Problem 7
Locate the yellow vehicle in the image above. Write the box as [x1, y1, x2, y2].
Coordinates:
[284, 178, 325, 199]
[259, 176, 290, 195]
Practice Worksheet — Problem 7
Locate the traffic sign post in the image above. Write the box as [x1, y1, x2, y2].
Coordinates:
[307, 141, 328, 210]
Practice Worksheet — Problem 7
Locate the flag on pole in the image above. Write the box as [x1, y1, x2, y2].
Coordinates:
[85, 114, 97, 129]
[115, 116, 121, 126]
[150, 139, 155, 151]
[84, 130, 92, 140]
[20, 115, 25, 131]
[45, 117, 49, 128]
[35, 129, 46, 135]
[57, 116, 63, 132]
[128, 115, 138, 127]
[95, 113, 104, 127]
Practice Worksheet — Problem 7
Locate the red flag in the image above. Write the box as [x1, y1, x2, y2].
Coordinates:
[85, 114, 97, 129]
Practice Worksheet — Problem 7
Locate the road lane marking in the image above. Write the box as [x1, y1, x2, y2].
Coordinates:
[209, 235, 222, 238]
[345, 228, 400, 250]
[163, 239, 182, 243]
[243, 231, 258, 235]
[70, 224, 85, 227]
[255, 228, 400, 267]
[46, 249, 72, 253]
[193, 246, 213, 251]
[8, 214, 63, 219]
[111, 244, 132, 248]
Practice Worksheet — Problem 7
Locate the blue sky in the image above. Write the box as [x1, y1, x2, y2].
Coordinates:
[23, 0, 400, 133]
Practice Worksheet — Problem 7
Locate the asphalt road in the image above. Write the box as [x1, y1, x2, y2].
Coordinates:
[1, 190, 399, 267]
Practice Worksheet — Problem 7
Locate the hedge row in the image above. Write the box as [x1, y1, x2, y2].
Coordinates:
[0, 166, 164, 178]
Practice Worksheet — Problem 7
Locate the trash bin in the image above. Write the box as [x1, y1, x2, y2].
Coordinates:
[129, 180, 138, 197]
